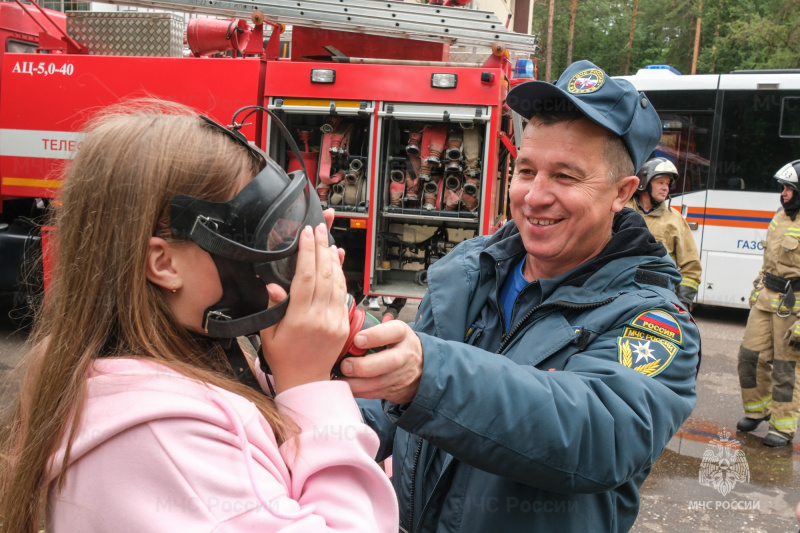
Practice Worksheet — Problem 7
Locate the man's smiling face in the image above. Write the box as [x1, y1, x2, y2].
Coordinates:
[509, 117, 637, 280]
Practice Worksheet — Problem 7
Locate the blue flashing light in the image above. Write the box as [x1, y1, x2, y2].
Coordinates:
[644, 64, 682, 75]
[514, 59, 534, 79]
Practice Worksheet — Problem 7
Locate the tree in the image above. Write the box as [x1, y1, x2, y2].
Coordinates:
[528, 0, 799, 78]
[566, 0, 579, 65]
[546, 0, 556, 81]
[623, 0, 638, 74]
[698, 0, 800, 72]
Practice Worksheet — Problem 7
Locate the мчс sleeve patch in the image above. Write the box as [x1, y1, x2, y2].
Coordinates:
[629, 309, 683, 345]
[617, 327, 679, 377]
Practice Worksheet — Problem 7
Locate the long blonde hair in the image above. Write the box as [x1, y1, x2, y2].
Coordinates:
[0, 99, 292, 532]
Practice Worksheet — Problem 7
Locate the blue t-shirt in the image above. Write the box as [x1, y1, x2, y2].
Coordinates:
[499, 257, 533, 331]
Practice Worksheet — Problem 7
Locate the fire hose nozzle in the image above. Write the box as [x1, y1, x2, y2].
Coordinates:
[406, 130, 422, 155]
[390, 169, 405, 183]
[462, 177, 480, 211]
[446, 161, 463, 173]
[349, 158, 363, 172]
[445, 174, 462, 191]
[422, 181, 440, 211]
[446, 147, 463, 161]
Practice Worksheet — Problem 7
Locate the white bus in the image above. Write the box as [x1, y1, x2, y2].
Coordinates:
[618, 67, 800, 309]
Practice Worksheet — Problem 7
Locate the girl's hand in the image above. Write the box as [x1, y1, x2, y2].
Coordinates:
[260, 223, 349, 393]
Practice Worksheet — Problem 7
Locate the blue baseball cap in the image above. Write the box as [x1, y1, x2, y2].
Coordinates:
[505, 60, 662, 172]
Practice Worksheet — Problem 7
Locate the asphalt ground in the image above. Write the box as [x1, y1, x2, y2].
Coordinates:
[1, 295, 799, 531]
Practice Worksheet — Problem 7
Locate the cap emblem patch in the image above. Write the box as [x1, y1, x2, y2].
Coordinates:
[567, 68, 605, 94]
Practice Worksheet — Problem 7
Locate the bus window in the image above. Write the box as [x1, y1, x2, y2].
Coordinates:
[716, 90, 800, 192]
[654, 113, 712, 195]
[780, 97, 800, 138]
[643, 90, 714, 196]
[641, 88, 716, 113]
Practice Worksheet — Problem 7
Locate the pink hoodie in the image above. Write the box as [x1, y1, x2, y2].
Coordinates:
[46, 358, 398, 532]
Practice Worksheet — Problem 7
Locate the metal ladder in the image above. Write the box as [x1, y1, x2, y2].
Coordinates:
[98, 0, 538, 54]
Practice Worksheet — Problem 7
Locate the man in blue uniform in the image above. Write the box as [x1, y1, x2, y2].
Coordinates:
[340, 60, 700, 532]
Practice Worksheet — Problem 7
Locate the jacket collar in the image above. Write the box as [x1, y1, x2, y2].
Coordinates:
[633, 195, 668, 216]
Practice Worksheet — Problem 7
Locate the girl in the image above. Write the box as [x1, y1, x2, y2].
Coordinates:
[0, 100, 398, 532]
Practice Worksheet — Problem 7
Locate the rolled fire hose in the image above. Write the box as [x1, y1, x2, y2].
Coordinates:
[462, 127, 481, 178]
[462, 177, 480, 211]
[426, 123, 448, 165]
[404, 169, 420, 202]
[445, 129, 463, 163]
[443, 187, 460, 211]
[389, 169, 406, 206]
[330, 182, 345, 205]
[406, 126, 423, 156]
[423, 180, 441, 211]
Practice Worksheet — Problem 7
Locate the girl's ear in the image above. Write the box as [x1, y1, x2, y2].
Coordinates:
[146, 237, 182, 292]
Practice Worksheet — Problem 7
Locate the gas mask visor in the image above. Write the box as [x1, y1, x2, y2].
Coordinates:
[169, 107, 329, 340]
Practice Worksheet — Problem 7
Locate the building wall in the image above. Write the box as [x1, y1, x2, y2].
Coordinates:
[472, 0, 513, 30]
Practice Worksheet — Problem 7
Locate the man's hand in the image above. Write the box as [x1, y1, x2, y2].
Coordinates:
[785, 318, 800, 349]
[338, 320, 423, 405]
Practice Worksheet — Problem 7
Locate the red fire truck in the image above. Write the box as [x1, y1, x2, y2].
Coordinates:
[0, 0, 537, 319]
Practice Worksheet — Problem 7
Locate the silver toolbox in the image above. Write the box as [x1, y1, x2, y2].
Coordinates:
[67, 12, 185, 57]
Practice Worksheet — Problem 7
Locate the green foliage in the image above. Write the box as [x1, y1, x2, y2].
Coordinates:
[530, 0, 799, 77]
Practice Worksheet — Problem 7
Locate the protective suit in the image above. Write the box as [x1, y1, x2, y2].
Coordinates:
[737, 159, 800, 447]
[626, 198, 702, 309]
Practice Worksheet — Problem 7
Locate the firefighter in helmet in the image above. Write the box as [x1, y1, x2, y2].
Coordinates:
[737, 159, 800, 447]
[626, 157, 702, 310]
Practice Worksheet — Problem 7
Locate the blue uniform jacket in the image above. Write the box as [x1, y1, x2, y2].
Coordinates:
[360, 208, 700, 532]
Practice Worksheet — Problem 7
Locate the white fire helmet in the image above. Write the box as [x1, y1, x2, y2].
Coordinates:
[774, 160, 800, 191]
[636, 157, 679, 192]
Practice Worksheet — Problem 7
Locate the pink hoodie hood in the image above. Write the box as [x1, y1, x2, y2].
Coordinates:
[47, 358, 397, 532]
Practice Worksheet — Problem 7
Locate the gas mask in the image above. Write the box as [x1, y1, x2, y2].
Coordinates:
[169, 107, 329, 340]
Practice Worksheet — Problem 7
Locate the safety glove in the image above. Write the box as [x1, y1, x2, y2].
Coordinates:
[675, 283, 697, 312]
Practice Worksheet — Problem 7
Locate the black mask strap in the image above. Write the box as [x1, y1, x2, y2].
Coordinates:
[782, 189, 800, 220]
[203, 297, 290, 338]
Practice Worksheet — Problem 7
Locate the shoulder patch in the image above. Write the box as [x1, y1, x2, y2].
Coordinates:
[630, 309, 683, 345]
[617, 327, 678, 377]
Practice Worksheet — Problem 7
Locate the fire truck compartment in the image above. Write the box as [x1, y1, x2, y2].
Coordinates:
[267, 98, 376, 216]
[268, 99, 492, 299]
[370, 103, 489, 297]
